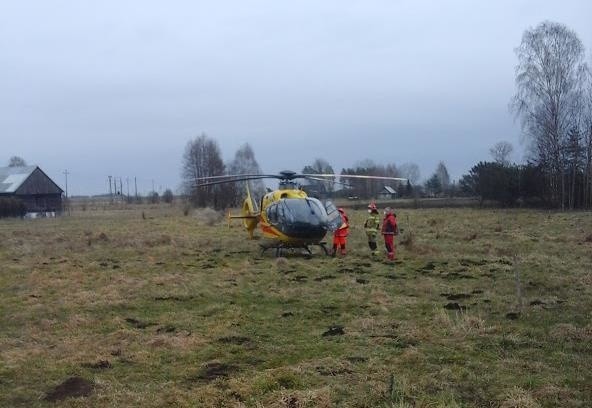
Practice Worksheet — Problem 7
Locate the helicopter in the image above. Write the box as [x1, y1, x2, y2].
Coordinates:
[194, 170, 406, 256]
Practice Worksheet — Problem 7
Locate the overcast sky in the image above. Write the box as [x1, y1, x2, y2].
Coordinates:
[1, 1, 591, 196]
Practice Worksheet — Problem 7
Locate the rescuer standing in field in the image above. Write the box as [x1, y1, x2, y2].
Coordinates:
[332, 208, 350, 256]
[381, 207, 398, 261]
[364, 202, 381, 256]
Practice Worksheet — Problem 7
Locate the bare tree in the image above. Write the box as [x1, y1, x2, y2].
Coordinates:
[303, 158, 335, 194]
[583, 70, 592, 208]
[340, 160, 400, 198]
[228, 143, 265, 206]
[511, 21, 588, 209]
[435, 161, 450, 190]
[8, 156, 27, 167]
[398, 162, 421, 185]
[181, 133, 226, 208]
[489, 141, 514, 165]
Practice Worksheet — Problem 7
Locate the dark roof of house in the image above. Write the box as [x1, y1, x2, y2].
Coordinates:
[0, 166, 38, 193]
[0, 166, 63, 194]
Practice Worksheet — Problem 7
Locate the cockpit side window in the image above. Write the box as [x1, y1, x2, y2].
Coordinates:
[266, 204, 278, 224]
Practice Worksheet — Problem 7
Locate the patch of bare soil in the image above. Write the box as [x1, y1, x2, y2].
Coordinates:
[316, 366, 352, 376]
[156, 324, 176, 333]
[217, 336, 252, 345]
[154, 295, 195, 302]
[417, 261, 437, 273]
[81, 360, 112, 369]
[459, 258, 488, 266]
[125, 317, 156, 329]
[193, 362, 238, 382]
[440, 293, 472, 301]
[322, 325, 345, 337]
[346, 356, 367, 363]
[444, 302, 467, 311]
[43, 377, 93, 402]
[314, 275, 336, 281]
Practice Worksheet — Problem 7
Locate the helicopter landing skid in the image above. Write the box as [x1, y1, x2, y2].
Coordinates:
[259, 241, 329, 257]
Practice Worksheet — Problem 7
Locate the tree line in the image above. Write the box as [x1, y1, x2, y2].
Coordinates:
[181, 21, 592, 211]
[180, 133, 442, 208]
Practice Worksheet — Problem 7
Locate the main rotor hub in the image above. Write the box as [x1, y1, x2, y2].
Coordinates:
[279, 170, 297, 180]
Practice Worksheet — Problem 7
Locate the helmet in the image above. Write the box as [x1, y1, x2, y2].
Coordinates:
[367, 203, 377, 210]
[338, 207, 345, 213]
[384, 207, 393, 215]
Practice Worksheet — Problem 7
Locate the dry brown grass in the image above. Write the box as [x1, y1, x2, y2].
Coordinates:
[193, 207, 223, 225]
[1, 206, 591, 407]
[500, 387, 541, 408]
[549, 323, 592, 342]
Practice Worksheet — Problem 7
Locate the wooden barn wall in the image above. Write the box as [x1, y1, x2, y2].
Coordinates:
[15, 168, 63, 195]
[17, 194, 63, 213]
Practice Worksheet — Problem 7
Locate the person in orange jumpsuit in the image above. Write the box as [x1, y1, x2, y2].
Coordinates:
[381, 207, 398, 261]
[332, 208, 349, 256]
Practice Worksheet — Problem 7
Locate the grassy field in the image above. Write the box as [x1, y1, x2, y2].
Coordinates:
[1, 206, 591, 407]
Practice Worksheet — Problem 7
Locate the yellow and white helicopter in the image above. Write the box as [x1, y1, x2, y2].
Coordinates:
[195, 170, 406, 255]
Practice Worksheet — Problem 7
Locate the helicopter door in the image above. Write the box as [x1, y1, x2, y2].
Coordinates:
[324, 201, 342, 232]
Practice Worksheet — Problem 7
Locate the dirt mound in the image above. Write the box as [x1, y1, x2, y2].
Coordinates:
[441, 293, 472, 301]
[314, 275, 336, 281]
[125, 317, 156, 329]
[81, 360, 112, 369]
[218, 336, 252, 345]
[322, 325, 345, 336]
[444, 302, 466, 311]
[44, 377, 93, 402]
[194, 362, 238, 382]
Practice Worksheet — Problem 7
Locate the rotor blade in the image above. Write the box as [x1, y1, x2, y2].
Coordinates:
[305, 173, 408, 182]
[303, 175, 351, 187]
[193, 175, 278, 187]
[193, 173, 278, 181]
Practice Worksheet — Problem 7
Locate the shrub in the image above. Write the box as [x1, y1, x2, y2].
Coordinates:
[148, 192, 159, 204]
[0, 197, 26, 218]
[162, 189, 174, 204]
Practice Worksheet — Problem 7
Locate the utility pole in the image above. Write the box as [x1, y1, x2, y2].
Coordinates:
[63, 170, 69, 198]
[152, 179, 155, 193]
[119, 178, 123, 199]
[126, 177, 130, 199]
[134, 176, 138, 200]
[108, 176, 113, 201]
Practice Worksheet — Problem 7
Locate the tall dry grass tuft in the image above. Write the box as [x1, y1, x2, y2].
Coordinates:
[275, 257, 289, 271]
[434, 307, 489, 338]
[193, 208, 222, 226]
[500, 387, 541, 408]
[399, 230, 414, 248]
[549, 323, 592, 342]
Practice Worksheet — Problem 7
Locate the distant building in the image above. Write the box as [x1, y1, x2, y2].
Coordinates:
[378, 185, 397, 199]
[0, 166, 63, 215]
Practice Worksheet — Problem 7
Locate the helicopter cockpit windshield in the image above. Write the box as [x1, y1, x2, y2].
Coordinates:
[266, 197, 331, 240]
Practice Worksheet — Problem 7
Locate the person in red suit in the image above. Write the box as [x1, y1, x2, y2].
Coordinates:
[332, 208, 349, 256]
[381, 207, 398, 261]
